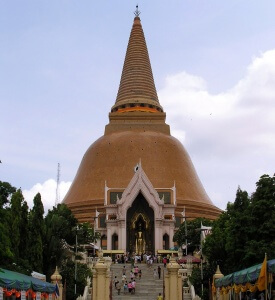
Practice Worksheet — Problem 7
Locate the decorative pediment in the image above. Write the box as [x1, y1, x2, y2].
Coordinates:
[117, 162, 163, 219]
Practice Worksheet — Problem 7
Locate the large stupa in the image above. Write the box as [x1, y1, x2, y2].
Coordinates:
[63, 9, 221, 253]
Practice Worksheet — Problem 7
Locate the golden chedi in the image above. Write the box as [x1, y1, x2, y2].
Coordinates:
[63, 9, 221, 254]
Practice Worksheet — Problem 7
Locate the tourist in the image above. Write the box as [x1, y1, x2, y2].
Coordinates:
[122, 265, 126, 275]
[116, 281, 121, 295]
[153, 268, 157, 278]
[127, 281, 133, 294]
[138, 269, 142, 280]
[114, 276, 119, 288]
[131, 279, 136, 294]
[157, 292, 163, 300]
[130, 270, 134, 281]
[134, 266, 139, 277]
[163, 257, 167, 268]
[121, 274, 126, 284]
[123, 281, 128, 294]
[158, 265, 161, 279]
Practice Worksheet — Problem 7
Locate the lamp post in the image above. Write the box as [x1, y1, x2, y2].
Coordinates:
[195, 227, 209, 298]
[93, 215, 99, 256]
[181, 207, 189, 255]
[93, 208, 100, 255]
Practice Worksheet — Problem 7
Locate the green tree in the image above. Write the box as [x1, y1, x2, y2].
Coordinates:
[0, 181, 16, 267]
[10, 190, 25, 259]
[245, 174, 275, 264]
[204, 210, 230, 273]
[43, 203, 78, 277]
[0, 181, 16, 207]
[28, 193, 45, 272]
[42, 204, 99, 299]
[60, 260, 92, 300]
[204, 174, 275, 280]
[19, 200, 29, 260]
[224, 187, 251, 272]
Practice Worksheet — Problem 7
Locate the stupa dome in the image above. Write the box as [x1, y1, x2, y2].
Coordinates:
[64, 130, 221, 221]
[63, 12, 221, 227]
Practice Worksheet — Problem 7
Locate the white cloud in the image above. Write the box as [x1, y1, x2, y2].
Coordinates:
[159, 49, 275, 210]
[22, 179, 71, 213]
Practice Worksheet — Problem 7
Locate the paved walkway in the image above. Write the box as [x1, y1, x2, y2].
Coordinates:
[111, 263, 165, 300]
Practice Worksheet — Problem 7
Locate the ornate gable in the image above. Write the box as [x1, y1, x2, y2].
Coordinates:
[117, 162, 164, 219]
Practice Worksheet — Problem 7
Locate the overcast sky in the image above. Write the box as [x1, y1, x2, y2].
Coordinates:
[1, 1, 275, 213]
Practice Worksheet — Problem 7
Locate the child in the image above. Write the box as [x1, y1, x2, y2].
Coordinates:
[138, 269, 142, 280]
[157, 293, 163, 300]
[123, 281, 128, 294]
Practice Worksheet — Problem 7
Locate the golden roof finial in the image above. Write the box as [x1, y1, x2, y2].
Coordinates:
[134, 5, 141, 17]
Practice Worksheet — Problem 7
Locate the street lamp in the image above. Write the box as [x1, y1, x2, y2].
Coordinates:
[181, 207, 189, 255]
[93, 208, 100, 255]
[195, 227, 209, 298]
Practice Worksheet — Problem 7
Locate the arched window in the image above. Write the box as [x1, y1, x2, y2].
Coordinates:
[112, 233, 118, 250]
[101, 235, 107, 250]
[163, 233, 169, 250]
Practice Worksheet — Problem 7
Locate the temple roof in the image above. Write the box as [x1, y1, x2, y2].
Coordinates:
[111, 15, 163, 113]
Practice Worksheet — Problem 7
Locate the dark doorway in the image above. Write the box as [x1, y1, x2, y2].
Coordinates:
[101, 235, 107, 250]
[112, 233, 118, 250]
[126, 192, 154, 254]
[163, 233, 169, 250]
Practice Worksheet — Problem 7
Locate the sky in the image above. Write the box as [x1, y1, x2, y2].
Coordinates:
[1, 1, 275, 213]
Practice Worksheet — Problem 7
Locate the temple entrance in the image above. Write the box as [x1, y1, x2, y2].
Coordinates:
[126, 193, 154, 254]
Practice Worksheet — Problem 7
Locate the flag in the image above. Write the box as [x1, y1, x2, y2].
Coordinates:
[257, 254, 267, 291]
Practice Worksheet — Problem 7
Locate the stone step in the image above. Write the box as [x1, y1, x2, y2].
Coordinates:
[111, 263, 165, 300]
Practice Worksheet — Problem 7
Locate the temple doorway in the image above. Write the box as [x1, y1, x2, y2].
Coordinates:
[126, 192, 154, 254]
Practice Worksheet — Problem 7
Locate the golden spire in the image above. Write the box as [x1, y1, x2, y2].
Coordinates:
[111, 8, 163, 114]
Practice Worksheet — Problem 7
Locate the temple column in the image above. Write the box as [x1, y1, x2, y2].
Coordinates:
[169, 224, 174, 248]
[118, 220, 125, 249]
[106, 224, 112, 250]
[119, 220, 126, 250]
[155, 219, 163, 252]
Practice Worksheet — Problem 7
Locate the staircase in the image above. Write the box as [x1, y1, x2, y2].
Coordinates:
[111, 263, 164, 300]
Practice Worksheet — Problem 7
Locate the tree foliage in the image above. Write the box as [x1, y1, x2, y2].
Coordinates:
[204, 174, 275, 275]
[173, 174, 275, 297]
[0, 181, 15, 266]
[43, 203, 78, 278]
[60, 260, 92, 300]
[28, 193, 45, 273]
[0, 181, 99, 300]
